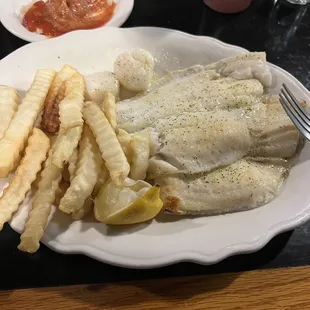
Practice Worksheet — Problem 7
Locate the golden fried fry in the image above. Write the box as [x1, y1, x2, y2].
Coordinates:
[41, 65, 77, 133]
[0, 129, 50, 231]
[59, 73, 85, 130]
[62, 147, 79, 183]
[71, 163, 109, 220]
[117, 129, 132, 163]
[68, 148, 79, 182]
[103, 91, 117, 130]
[72, 163, 108, 220]
[52, 126, 83, 168]
[41, 82, 65, 133]
[93, 164, 109, 197]
[18, 140, 63, 253]
[72, 197, 93, 220]
[83, 101, 130, 186]
[0, 70, 55, 177]
[0, 86, 19, 139]
[130, 134, 150, 181]
[33, 135, 58, 189]
[54, 180, 70, 207]
[59, 125, 102, 214]
[51, 73, 85, 168]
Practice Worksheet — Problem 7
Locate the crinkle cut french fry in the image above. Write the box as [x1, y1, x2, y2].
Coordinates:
[73, 165, 108, 220]
[0, 128, 50, 231]
[33, 136, 58, 189]
[68, 148, 79, 182]
[72, 197, 93, 220]
[18, 142, 63, 253]
[0, 69, 55, 178]
[117, 129, 132, 164]
[72, 164, 109, 220]
[0, 86, 20, 139]
[130, 134, 150, 181]
[103, 91, 117, 131]
[52, 126, 83, 168]
[62, 139, 78, 183]
[41, 65, 77, 133]
[41, 82, 65, 133]
[45, 65, 77, 108]
[54, 180, 70, 207]
[51, 73, 85, 168]
[73, 164, 109, 220]
[83, 101, 130, 187]
[59, 125, 102, 214]
[93, 164, 109, 197]
[59, 73, 85, 130]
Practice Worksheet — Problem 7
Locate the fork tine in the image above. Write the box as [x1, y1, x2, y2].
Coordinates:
[282, 83, 310, 123]
[281, 90, 310, 133]
[279, 94, 310, 141]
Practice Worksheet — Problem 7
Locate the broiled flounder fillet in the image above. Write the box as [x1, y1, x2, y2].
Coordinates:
[150, 103, 267, 136]
[144, 96, 299, 179]
[115, 52, 301, 216]
[205, 52, 272, 87]
[156, 158, 288, 216]
[145, 105, 266, 178]
[117, 75, 263, 133]
[250, 97, 300, 158]
[116, 52, 271, 133]
[148, 121, 252, 178]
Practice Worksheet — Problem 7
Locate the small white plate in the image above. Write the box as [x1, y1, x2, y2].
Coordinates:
[0, 27, 310, 268]
[0, 0, 134, 42]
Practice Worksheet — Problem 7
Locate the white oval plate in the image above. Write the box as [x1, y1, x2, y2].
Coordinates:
[0, 27, 310, 268]
[0, 0, 134, 42]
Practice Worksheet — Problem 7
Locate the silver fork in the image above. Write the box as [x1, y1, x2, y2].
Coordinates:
[279, 83, 310, 140]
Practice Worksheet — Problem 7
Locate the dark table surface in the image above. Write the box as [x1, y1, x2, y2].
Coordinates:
[0, 0, 310, 291]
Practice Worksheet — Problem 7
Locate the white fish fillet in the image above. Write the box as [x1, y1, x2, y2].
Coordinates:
[117, 74, 263, 133]
[249, 98, 300, 158]
[116, 52, 271, 133]
[150, 104, 266, 135]
[205, 52, 272, 87]
[114, 52, 300, 216]
[146, 105, 266, 178]
[156, 158, 288, 215]
[148, 119, 252, 178]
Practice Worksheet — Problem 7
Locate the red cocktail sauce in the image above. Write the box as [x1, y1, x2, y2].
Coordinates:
[22, 0, 116, 37]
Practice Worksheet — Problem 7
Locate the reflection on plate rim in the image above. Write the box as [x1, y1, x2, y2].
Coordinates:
[0, 0, 134, 42]
[1, 27, 310, 268]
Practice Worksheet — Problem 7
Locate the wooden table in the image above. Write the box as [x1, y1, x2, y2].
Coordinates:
[1, 266, 310, 309]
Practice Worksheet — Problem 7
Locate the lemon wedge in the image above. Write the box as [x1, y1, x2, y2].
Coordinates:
[94, 178, 163, 225]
